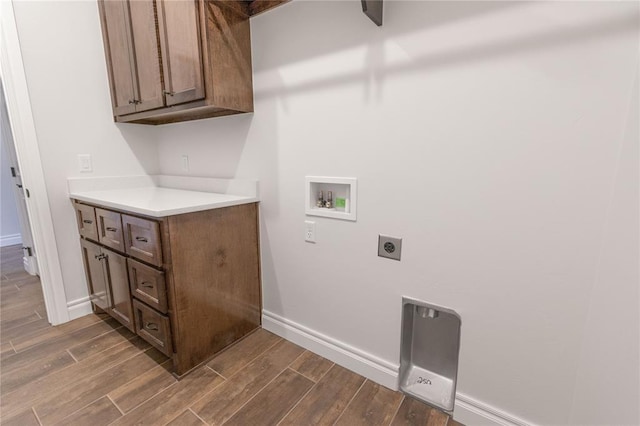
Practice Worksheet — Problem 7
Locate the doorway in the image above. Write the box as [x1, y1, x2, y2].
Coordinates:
[1, 81, 38, 276]
[1, 0, 69, 325]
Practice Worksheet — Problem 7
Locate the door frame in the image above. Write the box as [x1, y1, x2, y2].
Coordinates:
[1, 0, 69, 325]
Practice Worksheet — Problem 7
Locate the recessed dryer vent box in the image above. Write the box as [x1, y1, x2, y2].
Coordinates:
[399, 297, 461, 413]
[305, 176, 357, 221]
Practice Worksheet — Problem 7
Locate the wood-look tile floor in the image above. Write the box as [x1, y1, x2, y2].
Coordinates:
[0, 245, 462, 426]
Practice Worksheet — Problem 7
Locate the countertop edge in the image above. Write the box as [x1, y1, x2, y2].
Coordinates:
[70, 193, 259, 218]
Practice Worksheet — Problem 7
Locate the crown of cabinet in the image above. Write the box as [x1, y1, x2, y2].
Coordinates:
[98, 0, 253, 125]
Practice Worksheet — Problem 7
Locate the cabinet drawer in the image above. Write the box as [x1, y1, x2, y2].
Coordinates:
[128, 258, 167, 313]
[133, 299, 172, 356]
[122, 215, 163, 266]
[96, 208, 125, 252]
[75, 203, 98, 241]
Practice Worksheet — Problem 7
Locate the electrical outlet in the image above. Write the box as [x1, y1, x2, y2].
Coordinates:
[78, 154, 92, 173]
[378, 234, 402, 261]
[305, 221, 316, 243]
[181, 155, 189, 172]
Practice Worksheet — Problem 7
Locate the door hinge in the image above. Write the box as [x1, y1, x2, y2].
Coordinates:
[10, 167, 16, 177]
[22, 246, 33, 257]
[25, 188, 30, 198]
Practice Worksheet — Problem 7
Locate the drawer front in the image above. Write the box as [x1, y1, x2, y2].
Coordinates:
[122, 215, 163, 267]
[75, 203, 98, 241]
[128, 258, 168, 313]
[96, 208, 125, 252]
[133, 299, 172, 356]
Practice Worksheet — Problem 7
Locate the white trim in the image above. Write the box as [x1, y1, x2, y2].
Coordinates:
[262, 309, 533, 426]
[23, 255, 37, 276]
[1, 0, 69, 325]
[455, 394, 536, 426]
[67, 297, 93, 321]
[262, 309, 398, 389]
[0, 233, 22, 247]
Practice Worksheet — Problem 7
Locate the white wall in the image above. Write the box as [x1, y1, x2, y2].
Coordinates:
[12, 1, 159, 302]
[0, 129, 21, 246]
[10, 1, 639, 424]
[155, 2, 639, 425]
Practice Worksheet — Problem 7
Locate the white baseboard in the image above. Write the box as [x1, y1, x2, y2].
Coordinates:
[262, 309, 398, 390]
[67, 296, 92, 321]
[0, 233, 22, 247]
[262, 309, 532, 426]
[23, 256, 37, 276]
[455, 394, 535, 426]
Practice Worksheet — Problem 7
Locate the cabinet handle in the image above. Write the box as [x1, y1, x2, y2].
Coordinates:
[94, 253, 106, 260]
[163, 91, 175, 96]
[135, 236, 148, 243]
[140, 282, 154, 289]
[83, 219, 93, 224]
[106, 227, 117, 232]
[145, 322, 158, 331]
[128, 100, 135, 104]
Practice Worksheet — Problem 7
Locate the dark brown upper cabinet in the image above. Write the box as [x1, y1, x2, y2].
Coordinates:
[98, 0, 253, 125]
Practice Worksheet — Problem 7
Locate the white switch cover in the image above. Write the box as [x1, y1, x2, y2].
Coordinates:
[305, 220, 316, 243]
[182, 155, 189, 172]
[78, 154, 92, 173]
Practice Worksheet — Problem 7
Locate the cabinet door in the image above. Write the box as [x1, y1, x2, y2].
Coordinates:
[80, 239, 110, 312]
[157, 0, 205, 106]
[104, 249, 135, 332]
[129, 0, 164, 113]
[98, 0, 137, 116]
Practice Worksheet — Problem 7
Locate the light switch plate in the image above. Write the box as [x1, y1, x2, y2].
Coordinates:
[78, 154, 92, 173]
[378, 234, 402, 261]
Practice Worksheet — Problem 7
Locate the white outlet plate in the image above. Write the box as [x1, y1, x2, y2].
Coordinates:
[305, 220, 316, 243]
[78, 154, 92, 173]
[181, 155, 189, 171]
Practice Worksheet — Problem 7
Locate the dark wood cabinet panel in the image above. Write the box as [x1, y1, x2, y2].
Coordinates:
[122, 214, 163, 267]
[98, 0, 137, 116]
[167, 203, 261, 375]
[157, 0, 205, 106]
[97, 0, 253, 125]
[105, 249, 135, 332]
[128, 258, 168, 313]
[96, 208, 125, 253]
[75, 199, 261, 378]
[80, 237, 135, 332]
[75, 204, 99, 242]
[133, 299, 173, 356]
[80, 239, 111, 312]
[128, 0, 165, 112]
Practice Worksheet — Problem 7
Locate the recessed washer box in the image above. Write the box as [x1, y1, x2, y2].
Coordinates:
[399, 297, 462, 413]
[305, 176, 357, 221]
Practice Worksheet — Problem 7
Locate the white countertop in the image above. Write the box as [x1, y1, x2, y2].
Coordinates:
[68, 175, 259, 217]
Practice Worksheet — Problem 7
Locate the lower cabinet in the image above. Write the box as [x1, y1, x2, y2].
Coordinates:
[75, 200, 261, 377]
[80, 239, 135, 332]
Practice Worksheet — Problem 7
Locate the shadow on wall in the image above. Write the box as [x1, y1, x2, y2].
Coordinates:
[253, 1, 525, 72]
[114, 123, 163, 175]
[254, 1, 638, 100]
[151, 113, 254, 178]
